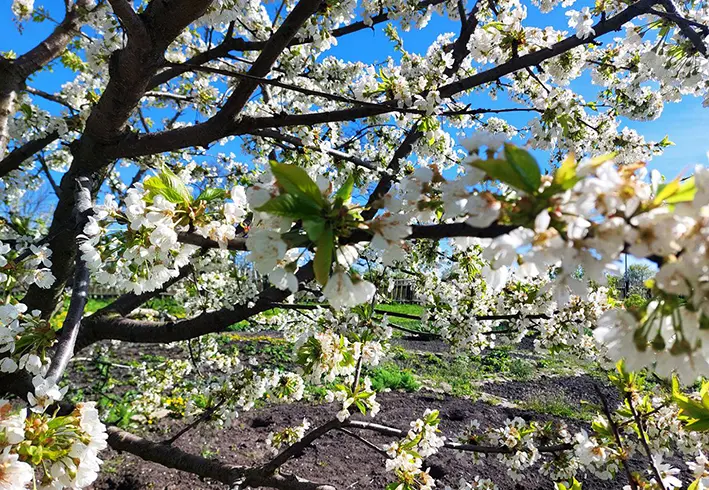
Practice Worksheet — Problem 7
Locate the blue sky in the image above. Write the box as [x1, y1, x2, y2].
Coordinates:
[3, 1, 709, 188]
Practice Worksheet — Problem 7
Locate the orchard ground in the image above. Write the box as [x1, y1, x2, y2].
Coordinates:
[61, 298, 682, 490]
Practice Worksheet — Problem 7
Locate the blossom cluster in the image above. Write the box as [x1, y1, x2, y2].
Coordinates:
[384, 409, 446, 490]
[0, 399, 107, 489]
[266, 418, 310, 455]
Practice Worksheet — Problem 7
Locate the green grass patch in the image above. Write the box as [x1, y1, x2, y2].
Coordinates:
[85, 298, 111, 313]
[388, 347, 481, 397]
[376, 303, 424, 330]
[376, 303, 425, 316]
[369, 364, 420, 392]
[519, 394, 599, 421]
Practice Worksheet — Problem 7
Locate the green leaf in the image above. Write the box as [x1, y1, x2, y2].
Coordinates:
[281, 230, 312, 248]
[270, 161, 326, 208]
[144, 166, 193, 205]
[554, 153, 579, 190]
[504, 144, 542, 193]
[665, 176, 696, 204]
[257, 193, 322, 219]
[195, 188, 227, 202]
[472, 158, 530, 192]
[333, 175, 355, 205]
[303, 219, 326, 242]
[355, 400, 367, 415]
[658, 134, 675, 148]
[654, 178, 681, 205]
[314, 226, 334, 286]
[144, 176, 188, 205]
[689, 478, 701, 490]
[158, 165, 193, 204]
[686, 418, 709, 431]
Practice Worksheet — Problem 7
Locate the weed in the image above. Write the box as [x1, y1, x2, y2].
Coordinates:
[369, 365, 420, 392]
[478, 348, 511, 373]
[306, 385, 330, 401]
[520, 394, 599, 421]
[391, 351, 481, 397]
[509, 359, 535, 380]
[201, 446, 219, 458]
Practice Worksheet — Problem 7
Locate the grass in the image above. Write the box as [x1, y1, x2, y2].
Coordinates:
[508, 358, 535, 380]
[376, 304, 425, 315]
[82, 296, 185, 317]
[388, 347, 481, 397]
[369, 364, 421, 392]
[519, 393, 600, 421]
[376, 303, 424, 330]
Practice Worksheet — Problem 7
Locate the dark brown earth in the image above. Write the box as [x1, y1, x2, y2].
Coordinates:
[90, 388, 638, 490]
[80, 332, 685, 490]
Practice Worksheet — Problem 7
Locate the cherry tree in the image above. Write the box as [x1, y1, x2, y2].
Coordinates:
[2, 0, 709, 488]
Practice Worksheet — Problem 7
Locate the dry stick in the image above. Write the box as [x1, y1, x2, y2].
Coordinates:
[594, 384, 638, 490]
[381, 320, 441, 340]
[45, 176, 93, 384]
[336, 428, 388, 456]
[351, 353, 364, 393]
[626, 393, 666, 490]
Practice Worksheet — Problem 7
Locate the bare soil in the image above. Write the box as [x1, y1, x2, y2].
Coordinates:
[91, 387, 631, 490]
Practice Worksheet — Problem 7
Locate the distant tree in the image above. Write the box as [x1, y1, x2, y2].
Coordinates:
[613, 263, 655, 298]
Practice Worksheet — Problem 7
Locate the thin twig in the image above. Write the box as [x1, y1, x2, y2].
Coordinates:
[594, 384, 638, 490]
[337, 428, 388, 456]
[162, 399, 226, 445]
[626, 393, 666, 490]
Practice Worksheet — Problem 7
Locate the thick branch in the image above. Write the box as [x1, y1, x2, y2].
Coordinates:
[176, 222, 517, 252]
[363, 128, 422, 220]
[262, 418, 342, 474]
[107, 426, 244, 484]
[659, 0, 708, 56]
[107, 0, 149, 45]
[213, 0, 325, 124]
[107, 426, 336, 489]
[0, 114, 80, 178]
[76, 263, 315, 349]
[0, 0, 92, 155]
[45, 176, 93, 383]
[21, 0, 215, 317]
[92, 263, 193, 317]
